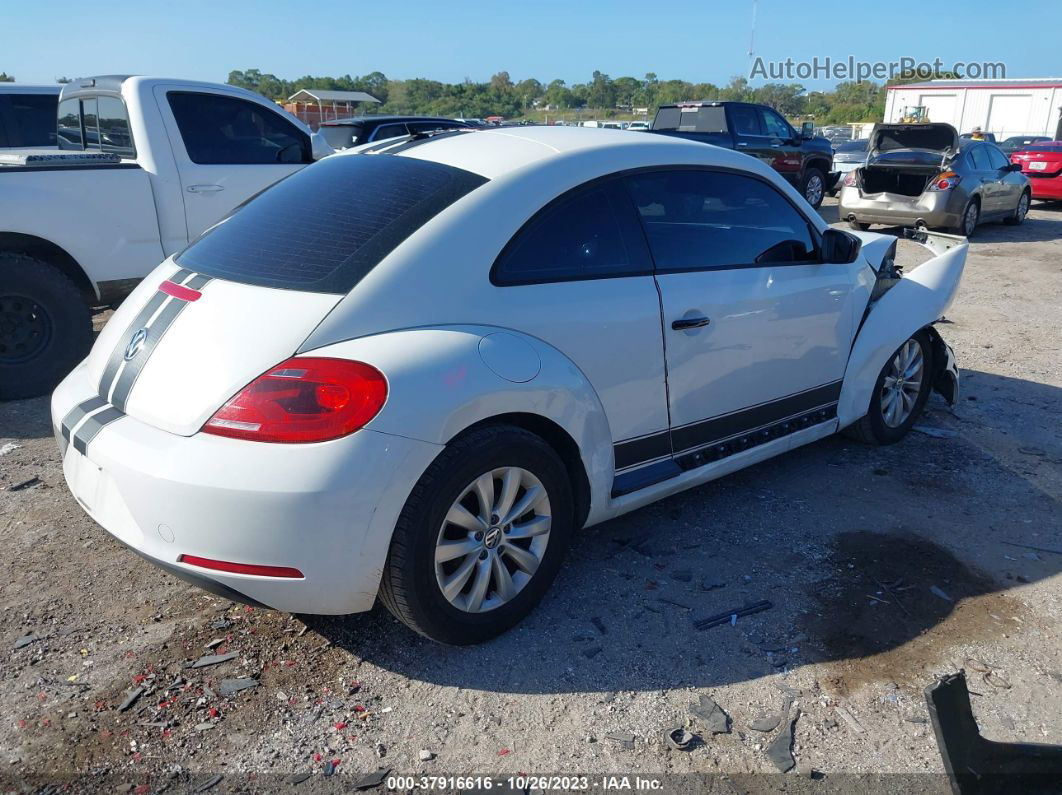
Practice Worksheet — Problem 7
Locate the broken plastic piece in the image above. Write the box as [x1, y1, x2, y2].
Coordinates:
[666, 727, 695, 751]
[694, 600, 772, 630]
[926, 670, 1062, 794]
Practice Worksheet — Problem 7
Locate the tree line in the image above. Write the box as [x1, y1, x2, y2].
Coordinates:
[227, 68, 897, 123]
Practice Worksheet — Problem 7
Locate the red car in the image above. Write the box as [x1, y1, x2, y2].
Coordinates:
[1010, 142, 1062, 200]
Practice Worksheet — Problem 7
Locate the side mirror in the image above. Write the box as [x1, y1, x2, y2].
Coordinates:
[310, 132, 334, 161]
[1007, 162, 1023, 172]
[821, 228, 862, 263]
[801, 121, 816, 140]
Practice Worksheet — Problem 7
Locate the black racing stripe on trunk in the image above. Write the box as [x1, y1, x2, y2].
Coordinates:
[72, 406, 124, 455]
[670, 381, 842, 455]
[170, 268, 194, 283]
[382, 129, 473, 155]
[613, 431, 672, 471]
[60, 396, 108, 444]
[97, 290, 170, 399]
[109, 299, 188, 412]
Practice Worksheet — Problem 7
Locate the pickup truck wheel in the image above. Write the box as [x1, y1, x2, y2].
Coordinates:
[849, 220, 871, 231]
[0, 254, 92, 400]
[802, 167, 826, 208]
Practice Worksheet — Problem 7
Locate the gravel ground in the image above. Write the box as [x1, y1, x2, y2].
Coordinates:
[1, 197, 1060, 791]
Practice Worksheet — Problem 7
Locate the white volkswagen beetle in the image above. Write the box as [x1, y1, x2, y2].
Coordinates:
[52, 127, 967, 644]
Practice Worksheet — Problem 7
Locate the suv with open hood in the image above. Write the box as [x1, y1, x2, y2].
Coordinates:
[838, 123, 1030, 236]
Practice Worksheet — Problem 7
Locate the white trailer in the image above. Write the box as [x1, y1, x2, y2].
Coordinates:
[884, 79, 1062, 140]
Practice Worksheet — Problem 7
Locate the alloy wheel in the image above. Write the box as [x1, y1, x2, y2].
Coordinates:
[963, 203, 979, 236]
[880, 339, 924, 428]
[434, 467, 552, 613]
[805, 174, 824, 206]
[1016, 193, 1029, 222]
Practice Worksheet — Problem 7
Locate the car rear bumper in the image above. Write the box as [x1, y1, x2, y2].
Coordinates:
[1028, 176, 1062, 199]
[51, 362, 443, 615]
[838, 185, 965, 228]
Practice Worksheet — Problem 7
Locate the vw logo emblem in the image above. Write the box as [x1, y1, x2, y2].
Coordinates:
[124, 328, 149, 361]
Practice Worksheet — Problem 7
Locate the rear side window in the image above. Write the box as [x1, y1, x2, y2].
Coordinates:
[985, 146, 1009, 170]
[57, 97, 82, 149]
[624, 170, 817, 271]
[97, 96, 135, 157]
[729, 106, 764, 136]
[176, 154, 487, 293]
[492, 181, 651, 285]
[168, 91, 310, 165]
[0, 93, 58, 147]
[969, 146, 992, 170]
[371, 123, 409, 141]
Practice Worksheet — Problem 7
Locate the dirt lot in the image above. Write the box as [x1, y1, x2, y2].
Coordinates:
[1, 198, 1061, 791]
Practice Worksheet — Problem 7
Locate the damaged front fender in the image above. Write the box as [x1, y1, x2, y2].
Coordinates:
[837, 229, 967, 429]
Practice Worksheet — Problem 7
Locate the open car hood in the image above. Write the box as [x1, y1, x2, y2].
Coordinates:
[869, 123, 959, 158]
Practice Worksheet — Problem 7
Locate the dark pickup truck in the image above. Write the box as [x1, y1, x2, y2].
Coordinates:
[650, 101, 835, 208]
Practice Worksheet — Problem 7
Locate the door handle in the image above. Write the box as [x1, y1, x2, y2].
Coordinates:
[187, 184, 224, 193]
[736, 142, 748, 147]
[672, 316, 711, 331]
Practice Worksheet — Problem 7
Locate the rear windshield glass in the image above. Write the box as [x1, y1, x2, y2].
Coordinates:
[1026, 145, 1062, 154]
[653, 106, 726, 133]
[319, 124, 360, 150]
[834, 139, 869, 153]
[176, 153, 487, 293]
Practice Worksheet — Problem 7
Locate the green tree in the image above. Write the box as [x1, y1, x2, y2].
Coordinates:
[587, 71, 616, 110]
[0, 72, 14, 82]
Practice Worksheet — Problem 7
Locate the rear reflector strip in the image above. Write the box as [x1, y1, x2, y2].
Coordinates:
[159, 280, 202, 302]
[178, 554, 304, 579]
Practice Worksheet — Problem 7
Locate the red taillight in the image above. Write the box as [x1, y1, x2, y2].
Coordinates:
[927, 172, 961, 192]
[178, 554, 304, 578]
[202, 357, 387, 443]
[843, 170, 858, 187]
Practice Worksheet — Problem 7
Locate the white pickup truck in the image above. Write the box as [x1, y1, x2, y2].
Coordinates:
[0, 75, 332, 399]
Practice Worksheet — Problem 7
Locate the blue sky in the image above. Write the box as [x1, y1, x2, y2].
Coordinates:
[7, 0, 1061, 89]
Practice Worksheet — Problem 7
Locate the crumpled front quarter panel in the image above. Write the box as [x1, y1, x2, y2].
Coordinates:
[838, 234, 967, 427]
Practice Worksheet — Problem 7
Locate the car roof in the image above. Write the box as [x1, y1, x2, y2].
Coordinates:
[322, 115, 463, 127]
[0, 84, 62, 94]
[341, 124, 781, 182]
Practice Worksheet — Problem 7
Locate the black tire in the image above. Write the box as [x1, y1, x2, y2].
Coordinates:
[1004, 190, 1030, 225]
[802, 167, 826, 208]
[0, 253, 92, 401]
[952, 198, 980, 237]
[849, 220, 871, 231]
[843, 331, 934, 445]
[378, 424, 574, 644]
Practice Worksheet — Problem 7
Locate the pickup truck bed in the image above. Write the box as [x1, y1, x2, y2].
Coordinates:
[0, 75, 331, 399]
